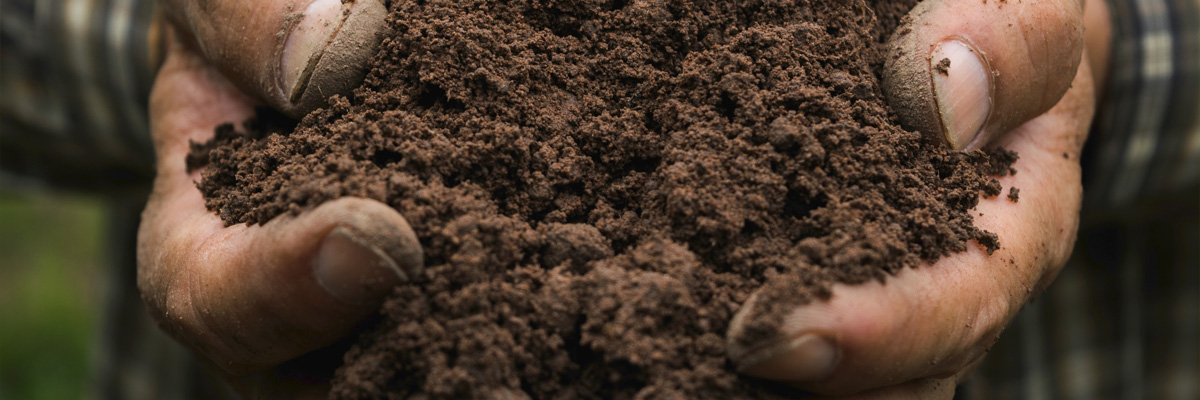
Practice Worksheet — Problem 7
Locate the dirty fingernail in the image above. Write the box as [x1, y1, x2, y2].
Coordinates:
[278, 0, 388, 117]
[930, 39, 991, 150]
[736, 334, 840, 382]
[280, 0, 346, 102]
[313, 227, 407, 305]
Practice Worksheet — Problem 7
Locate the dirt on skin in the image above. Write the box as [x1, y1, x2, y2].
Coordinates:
[190, 0, 1016, 398]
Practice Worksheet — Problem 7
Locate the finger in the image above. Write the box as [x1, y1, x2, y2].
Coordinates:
[882, 0, 1085, 150]
[140, 197, 423, 373]
[161, 0, 388, 118]
[139, 37, 422, 374]
[728, 59, 1096, 395]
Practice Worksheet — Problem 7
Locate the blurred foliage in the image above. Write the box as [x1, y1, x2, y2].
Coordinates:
[0, 192, 106, 400]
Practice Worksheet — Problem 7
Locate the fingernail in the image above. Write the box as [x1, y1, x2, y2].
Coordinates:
[280, 0, 348, 102]
[931, 40, 992, 150]
[313, 227, 407, 305]
[736, 333, 840, 381]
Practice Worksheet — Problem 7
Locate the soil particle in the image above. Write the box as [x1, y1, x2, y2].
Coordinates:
[935, 57, 952, 75]
[191, 0, 1017, 397]
[1008, 187, 1020, 203]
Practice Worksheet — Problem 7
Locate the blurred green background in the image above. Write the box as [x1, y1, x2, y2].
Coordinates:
[0, 192, 106, 400]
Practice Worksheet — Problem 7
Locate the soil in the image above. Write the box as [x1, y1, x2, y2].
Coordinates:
[935, 58, 952, 76]
[191, 0, 1017, 398]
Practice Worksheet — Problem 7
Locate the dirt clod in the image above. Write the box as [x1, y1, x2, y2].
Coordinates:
[935, 57, 952, 75]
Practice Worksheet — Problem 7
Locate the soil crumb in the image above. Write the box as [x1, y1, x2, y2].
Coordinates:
[935, 58, 952, 75]
[1008, 187, 1020, 203]
[192, 0, 1016, 398]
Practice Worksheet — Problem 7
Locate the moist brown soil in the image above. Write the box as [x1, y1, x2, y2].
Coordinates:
[192, 0, 1016, 398]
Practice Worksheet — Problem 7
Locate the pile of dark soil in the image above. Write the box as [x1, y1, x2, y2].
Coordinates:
[192, 0, 1015, 397]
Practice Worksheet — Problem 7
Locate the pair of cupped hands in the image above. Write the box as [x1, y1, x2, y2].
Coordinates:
[140, 0, 1110, 398]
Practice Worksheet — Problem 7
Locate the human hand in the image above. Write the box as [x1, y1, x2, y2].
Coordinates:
[137, 1, 419, 398]
[726, 0, 1104, 397]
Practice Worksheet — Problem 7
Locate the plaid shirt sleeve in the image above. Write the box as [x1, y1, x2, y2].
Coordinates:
[1, 2, 231, 400]
[964, 0, 1200, 399]
[1083, 0, 1200, 209]
[0, 0, 162, 192]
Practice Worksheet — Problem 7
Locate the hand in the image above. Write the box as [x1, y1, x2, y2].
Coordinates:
[137, 1, 418, 398]
[726, 0, 1105, 397]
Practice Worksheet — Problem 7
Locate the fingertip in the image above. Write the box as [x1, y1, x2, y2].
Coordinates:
[163, 0, 388, 119]
[313, 226, 408, 305]
[251, 196, 423, 312]
[882, 0, 1084, 149]
[726, 284, 862, 388]
[736, 333, 841, 382]
[303, 197, 425, 281]
[277, 0, 388, 117]
[727, 265, 1008, 395]
[256, 197, 423, 313]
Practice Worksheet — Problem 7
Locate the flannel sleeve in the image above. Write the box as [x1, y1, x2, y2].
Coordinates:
[0, 0, 162, 192]
[1082, 0, 1200, 210]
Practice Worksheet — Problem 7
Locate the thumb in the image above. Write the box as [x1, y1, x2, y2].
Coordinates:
[162, 0, 388, 118]
[140, 197, 425, 374]
[882, 0, 1084, 150]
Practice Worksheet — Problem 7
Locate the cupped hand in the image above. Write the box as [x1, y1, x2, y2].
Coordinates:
[726, 0, 1105, 397]
[137, 1, 416, 398]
